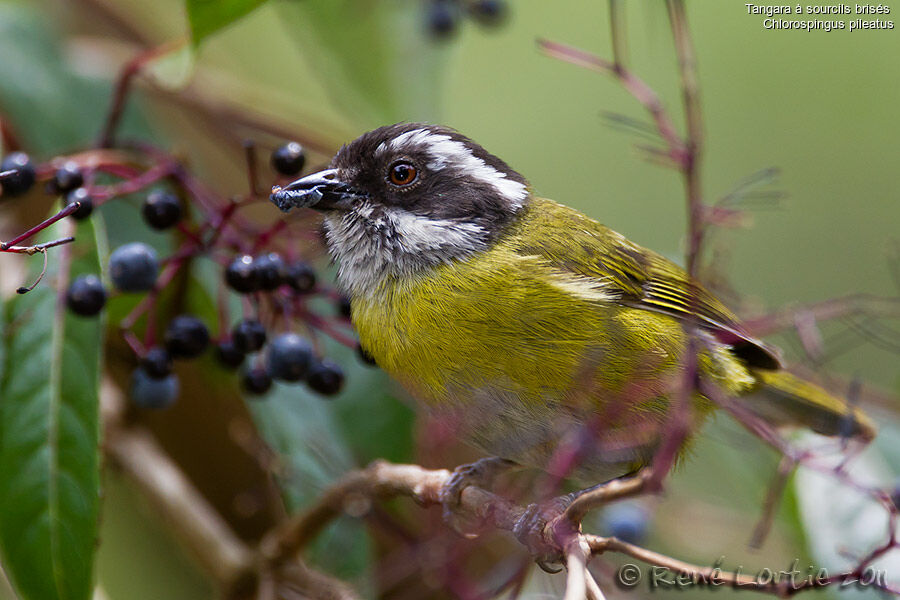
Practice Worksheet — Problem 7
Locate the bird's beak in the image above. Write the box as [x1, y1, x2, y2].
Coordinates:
[270, 169, 361, 213]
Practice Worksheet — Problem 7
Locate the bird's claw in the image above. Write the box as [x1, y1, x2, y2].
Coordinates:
[512, 494, 577, 572]
[439, 457, 515, 538]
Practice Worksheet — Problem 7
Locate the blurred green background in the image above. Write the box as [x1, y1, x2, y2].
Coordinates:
[0, 0, 898, 598]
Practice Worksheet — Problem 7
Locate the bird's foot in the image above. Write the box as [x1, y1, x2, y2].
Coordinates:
[439, 457, 516, 538]
[513, 493, 578, 573]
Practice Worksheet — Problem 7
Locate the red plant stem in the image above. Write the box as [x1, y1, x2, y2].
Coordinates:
[0, 118, 22, 152]
[668, 0, 704, 279]
[216, 277, 231, 340]
[3, 237, 75, 254]
[91, 161, 177, 203]
[297, 309, 356, 348]
[243, 140, 260, 197]
[123, 330, 145, 356]
[252, 221, 287, 253]
[1, 203, 81, 249]
[96, 45, 171, 148]
[120, 250, 194, 331]
[538, 39, 688, 166]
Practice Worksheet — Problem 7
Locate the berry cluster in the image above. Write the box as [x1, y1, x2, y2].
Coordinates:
[424, 0, 509, 39]
[2, 141, 374, 411]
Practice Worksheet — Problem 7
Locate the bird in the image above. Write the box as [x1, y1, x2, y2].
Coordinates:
[270, 122, 874, 485]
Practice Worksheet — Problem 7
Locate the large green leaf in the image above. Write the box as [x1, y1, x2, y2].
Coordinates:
[186, 0, 271, 45]
[0, 217, 107, 600]
[276, 0, 453, 126]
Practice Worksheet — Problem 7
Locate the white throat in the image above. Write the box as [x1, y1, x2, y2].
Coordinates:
[323, 201, 489, 298]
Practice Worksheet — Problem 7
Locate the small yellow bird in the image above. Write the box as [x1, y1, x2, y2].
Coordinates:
[271, 123, 874, 483]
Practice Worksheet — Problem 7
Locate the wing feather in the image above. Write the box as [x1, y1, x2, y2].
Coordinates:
[511, 198, 781, 370]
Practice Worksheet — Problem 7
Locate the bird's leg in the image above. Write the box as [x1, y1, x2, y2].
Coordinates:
[439, 456, 518, 537]
[513, 469, 650, 573]
[513, 494, 578, 573]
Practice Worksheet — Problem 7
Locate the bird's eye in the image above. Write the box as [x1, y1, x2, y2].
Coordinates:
[388, 161, 418, 187]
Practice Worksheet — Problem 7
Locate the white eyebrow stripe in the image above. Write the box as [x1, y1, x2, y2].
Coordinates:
[377, 128, 528, 208]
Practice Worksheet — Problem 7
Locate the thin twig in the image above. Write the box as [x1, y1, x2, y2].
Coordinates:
[1, 203, 81, 249]
[562, 537, 589, 600]
[538, 39, 687, 166]
[749, 455, 796, 548]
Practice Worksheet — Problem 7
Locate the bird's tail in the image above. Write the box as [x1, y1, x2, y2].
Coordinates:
[741, 370, 876, 442]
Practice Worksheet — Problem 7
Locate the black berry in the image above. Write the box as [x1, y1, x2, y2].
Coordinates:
[142, 190, 183, 230]
[306, 359, 345, 396]
[63, 187, 93, 220]
[468, 0, 507, 26]
[232, 319, 267, 353]
[254, 253, 286, 290]
[891, 479, 900, 509]
[130, 367, 179, 409]
[225, 255, 261, 294]
[337, 295, 352, 318]
[66, 274, 106, 316]
[266, 333, 313, 382]
[601, 503, 649, 545]
[51, 161, 84, 194]
[356, 343, 378, 367]
[242, 366, 272, 395]
[271, 142, 306, 176]
[108, 242, 159, 292]
[0, 152, 36, 197]
[164, 315, 210, 359]
[215, 340, 245, 370]
[427, 0, 459, 38]
[286, 261, 316, 293]
[141, 346, 173, 379]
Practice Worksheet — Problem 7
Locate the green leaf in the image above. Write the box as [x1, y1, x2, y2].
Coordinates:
[0, 217, 107, 600]
[186, 0, 271, 45]
[276, 0, 452, 125]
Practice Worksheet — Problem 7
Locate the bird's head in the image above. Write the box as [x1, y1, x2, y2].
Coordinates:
[270, 123, 530, 296]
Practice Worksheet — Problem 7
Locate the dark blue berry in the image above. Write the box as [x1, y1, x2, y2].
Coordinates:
[142, 190, 182, 230]
[254, 253, 286, 290]
[286, 261, 316, 293]
[1, 152, 36, 197]
[469, 0, 507, 26]
[271, 142, 306, 176]
[306, 359, 345, 396]
[63, 187, 93, 220]
[51, 161, 84, 194]
[337, 295, 352, 318]
[242, 367, 272, 395]
[215, 340, 245, 370]
[232, 319, 267, 353]
[356, 343, 378, 367]
[164, 315, 210, 359]
[66, 274, 106, 316]
[225, 255, 261, 294]
[427, 0, 459, 38]
[266, 333, 313, 382]
[108, 242, 159, 292]
[602, 503, 649, 545]
[130, 367, 179, 409]
[141, 346, 172, 379]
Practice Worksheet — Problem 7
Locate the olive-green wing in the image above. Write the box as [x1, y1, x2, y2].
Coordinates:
[512, 198, 781, 369]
